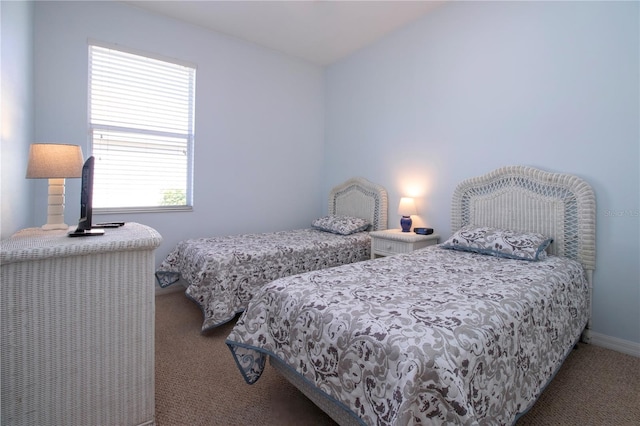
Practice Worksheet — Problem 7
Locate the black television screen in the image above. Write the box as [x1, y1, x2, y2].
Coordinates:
[69, 156, 104, 237]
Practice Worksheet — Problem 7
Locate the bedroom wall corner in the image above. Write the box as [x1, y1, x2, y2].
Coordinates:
[31, 1, 326, 269]
[323, 0, 640, 347]
[1, 0, 35, 240]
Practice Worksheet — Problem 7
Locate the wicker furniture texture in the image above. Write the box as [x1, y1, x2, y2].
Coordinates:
[451, 165, 596, 339]
[327, 177, 388, 232]
[265, 165, 596, 426]
[1, 222, 162, 426]
[369, 229, 440, 259]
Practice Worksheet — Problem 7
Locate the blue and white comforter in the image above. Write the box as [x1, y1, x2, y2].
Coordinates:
[226, 245, 589, 425]
[156, 228, 370, 331]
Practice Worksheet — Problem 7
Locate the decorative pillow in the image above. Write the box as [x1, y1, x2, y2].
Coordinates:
[441, 225, 553, 261]
[312, 215, 370, 235]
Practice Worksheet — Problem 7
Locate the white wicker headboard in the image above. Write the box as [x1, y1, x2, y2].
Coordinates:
[328, 177, 388, 231]
[451, 166, 596, 273]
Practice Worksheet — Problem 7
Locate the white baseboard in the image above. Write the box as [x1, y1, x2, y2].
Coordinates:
[590, 331, 640, 357]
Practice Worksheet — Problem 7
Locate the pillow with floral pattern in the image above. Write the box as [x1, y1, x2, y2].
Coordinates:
[441, 225, 553, 261]
[312, 215, 370, 235]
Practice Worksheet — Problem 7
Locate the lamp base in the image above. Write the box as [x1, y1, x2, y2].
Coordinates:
[41, 178, 69, 231]
[400, 215, 412, 232]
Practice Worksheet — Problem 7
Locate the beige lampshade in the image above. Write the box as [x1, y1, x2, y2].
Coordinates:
[397, 197, 417, 216]
[26, 143, 84, 179]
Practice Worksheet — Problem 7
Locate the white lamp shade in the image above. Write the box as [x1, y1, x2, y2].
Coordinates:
[26, 144, 84, 179]
[397, 197, 417, 216]
[26, 143, 84, 230]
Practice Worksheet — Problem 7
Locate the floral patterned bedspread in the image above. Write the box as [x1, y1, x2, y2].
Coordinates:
[156, 229, 370, 331]
[226, 245, 589, 425]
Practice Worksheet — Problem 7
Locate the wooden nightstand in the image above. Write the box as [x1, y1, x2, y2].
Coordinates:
[370, 229, 440, 259]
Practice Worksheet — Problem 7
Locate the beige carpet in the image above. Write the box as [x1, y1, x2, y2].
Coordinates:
[155, 291, 640, 425]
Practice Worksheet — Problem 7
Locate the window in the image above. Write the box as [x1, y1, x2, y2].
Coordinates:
[89, 42, 196, 211]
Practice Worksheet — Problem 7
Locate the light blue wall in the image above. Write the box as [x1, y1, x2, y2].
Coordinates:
[30, 1, 325, 264]
[2, 1, 637, 346]
[324, 1, 639, 344]
[1, 0, 35, 239]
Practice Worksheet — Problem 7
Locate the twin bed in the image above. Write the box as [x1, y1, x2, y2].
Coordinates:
[156, 177, 388, 331]
[223, 166, 596, 425]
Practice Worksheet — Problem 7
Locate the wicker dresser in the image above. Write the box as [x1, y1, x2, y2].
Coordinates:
[1, 222, 162, 426]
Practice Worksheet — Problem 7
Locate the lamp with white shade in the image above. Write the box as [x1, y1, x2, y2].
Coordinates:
[397, 197, 417, 232]
[26, 143, 84, 230]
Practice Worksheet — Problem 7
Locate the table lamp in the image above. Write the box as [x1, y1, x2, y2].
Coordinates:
[26, 143, 84, 230]
[398, 197, 417, 232]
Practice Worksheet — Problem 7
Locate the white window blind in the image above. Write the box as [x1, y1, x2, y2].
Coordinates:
[89, 42, 195, 210]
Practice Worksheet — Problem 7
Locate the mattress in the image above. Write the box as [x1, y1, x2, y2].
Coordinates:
[156, 228, 370, 331]
[226, 245, 589, 425]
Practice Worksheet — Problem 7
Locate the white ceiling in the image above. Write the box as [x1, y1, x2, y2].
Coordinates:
[125, 1, 444, 66]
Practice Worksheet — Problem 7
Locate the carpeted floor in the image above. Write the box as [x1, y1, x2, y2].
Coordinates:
[155, 291, 640, 425]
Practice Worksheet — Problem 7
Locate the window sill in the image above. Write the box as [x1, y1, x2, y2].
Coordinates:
[95, 206, 193, 215]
